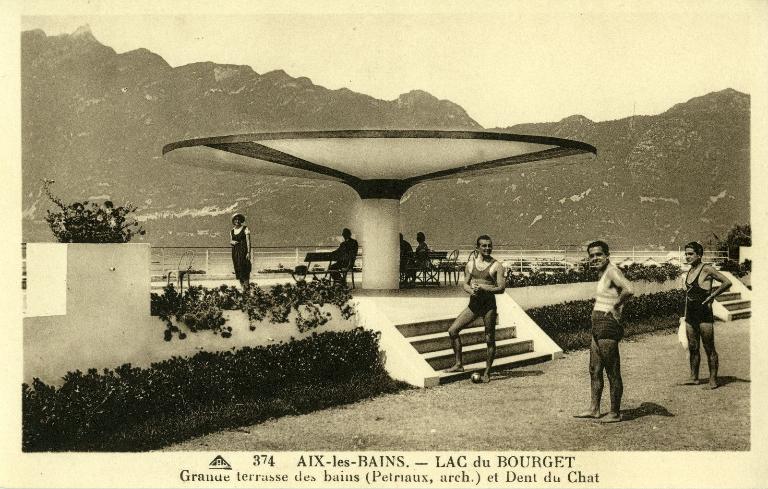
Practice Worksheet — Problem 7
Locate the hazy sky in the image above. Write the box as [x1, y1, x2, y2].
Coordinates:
[19, 2, 764, 127]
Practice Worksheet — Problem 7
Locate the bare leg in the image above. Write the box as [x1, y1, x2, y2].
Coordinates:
[699, 322, 719, 389]
[598, 338, 623, 422]
[445, 308, 478, 372]
[482, 309, 497, 382]
[685, 321, 701, 384]
[575, 336, 603, 418]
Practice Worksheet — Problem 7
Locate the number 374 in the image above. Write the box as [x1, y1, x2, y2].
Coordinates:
[253, 454, 275, 467]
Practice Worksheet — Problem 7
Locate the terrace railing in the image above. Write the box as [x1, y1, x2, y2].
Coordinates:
[148, 245, 729, 280]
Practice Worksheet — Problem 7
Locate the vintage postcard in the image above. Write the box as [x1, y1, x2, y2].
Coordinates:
[2, 0, 767, 487]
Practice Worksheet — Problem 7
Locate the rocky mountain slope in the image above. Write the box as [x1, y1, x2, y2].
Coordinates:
[22, 26, 749, 249]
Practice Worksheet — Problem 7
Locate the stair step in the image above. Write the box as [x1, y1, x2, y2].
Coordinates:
[716, 292, 741, 302]
[730, 311, 751, 320]
[409, 325, 517, 354]
[396, 316, 495, 338]
[431, 351, 554, 385]
[423, 338, 534, 371]
[722, 300, 750, 311]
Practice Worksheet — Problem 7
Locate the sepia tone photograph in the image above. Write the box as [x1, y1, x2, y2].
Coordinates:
[2, 0, 767, 487]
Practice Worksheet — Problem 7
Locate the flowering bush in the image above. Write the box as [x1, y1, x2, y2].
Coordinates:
[22, 329, 395, 451]
[42, 179, 145, 243]
[150, 281, 356, 340]
[241, 279, 356, 333]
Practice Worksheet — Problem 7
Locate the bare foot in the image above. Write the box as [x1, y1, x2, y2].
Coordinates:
[598, 413, 622, 423]
[706, 378, 719, 389]
[573, 410, 601, 419]
[680, 378, 700, 386]
[482, 372, 491, 383]
[444, 364, 464, 373]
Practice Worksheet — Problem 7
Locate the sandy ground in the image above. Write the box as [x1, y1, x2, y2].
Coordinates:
[165, 319, 750, 451]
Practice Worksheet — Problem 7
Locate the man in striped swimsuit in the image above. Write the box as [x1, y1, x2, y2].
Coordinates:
[574, 240, 634, 423]
[445, 235, 506, 382]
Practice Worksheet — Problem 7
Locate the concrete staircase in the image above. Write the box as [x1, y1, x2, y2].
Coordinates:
[714, 291, 751, 320]
[393, 315, 552, 385]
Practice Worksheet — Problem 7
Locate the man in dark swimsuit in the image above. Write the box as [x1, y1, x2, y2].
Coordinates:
[682, 241, 732, 389]
[445, 235, 506, 382]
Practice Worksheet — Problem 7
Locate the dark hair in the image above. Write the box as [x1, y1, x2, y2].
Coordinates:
[684, 241, 704, 257]
[476, 235, 492, 247]
[342, 228, 352, 238]
[587, 240, 610, 255]
[416, 232, 426, 243]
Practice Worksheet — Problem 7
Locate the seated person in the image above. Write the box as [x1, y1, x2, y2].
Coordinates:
[328, 228, 359, 283]
[400, 233, 416, 286]
[414, 231, 430, 268]
[400, 233, 414, 272]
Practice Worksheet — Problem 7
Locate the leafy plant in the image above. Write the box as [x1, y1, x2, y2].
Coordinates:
[42, 179, 145, 243]
[150, 281, 356, 340]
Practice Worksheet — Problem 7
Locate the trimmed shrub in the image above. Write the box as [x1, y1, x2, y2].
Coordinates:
[22, 328, 395, 451]
[526, 289, 685, 351]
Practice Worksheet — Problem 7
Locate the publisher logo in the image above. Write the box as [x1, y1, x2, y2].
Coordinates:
[209, 455, 233, 470]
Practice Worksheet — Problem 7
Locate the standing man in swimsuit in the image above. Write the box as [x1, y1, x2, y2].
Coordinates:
[574, 240, 634, 423]
[445, 235, 506, 383]
[682, 241, 732, 389]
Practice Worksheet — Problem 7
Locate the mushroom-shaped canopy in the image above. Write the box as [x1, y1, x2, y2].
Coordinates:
[163, 130, 596, 199]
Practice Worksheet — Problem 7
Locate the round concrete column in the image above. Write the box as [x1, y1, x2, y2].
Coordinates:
[357, 199, 400, 289]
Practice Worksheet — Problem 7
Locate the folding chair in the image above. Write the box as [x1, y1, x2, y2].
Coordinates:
[166, 250, 206, 292]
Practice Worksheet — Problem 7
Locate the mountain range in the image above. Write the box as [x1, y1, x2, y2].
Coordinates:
[21, 26, 750, 250]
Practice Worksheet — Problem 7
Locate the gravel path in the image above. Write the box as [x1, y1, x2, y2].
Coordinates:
[166, 319, 750, 451]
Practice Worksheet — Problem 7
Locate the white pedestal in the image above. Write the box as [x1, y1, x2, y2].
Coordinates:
[357, 199, 400, 289]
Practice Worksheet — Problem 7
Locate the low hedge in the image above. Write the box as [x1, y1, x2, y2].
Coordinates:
[506, 262, 681, 288]
[22, 328, 401, 452]
[526, 289, 685, 351]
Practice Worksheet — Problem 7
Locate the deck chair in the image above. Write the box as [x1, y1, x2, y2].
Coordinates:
[166, 250, 206, 292]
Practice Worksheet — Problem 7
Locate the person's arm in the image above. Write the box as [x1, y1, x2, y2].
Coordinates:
[245, 227, 251, 261]
[462, 259, 475, 295]
[608, 267, 634, 310]
[229, 229, 237, 246]
[475, 262, 507, 294]
[328, 243, 343, 262]
[701, 265, 732, 305]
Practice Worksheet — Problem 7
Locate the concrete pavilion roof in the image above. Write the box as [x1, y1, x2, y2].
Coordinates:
[162, 130, 596, 198]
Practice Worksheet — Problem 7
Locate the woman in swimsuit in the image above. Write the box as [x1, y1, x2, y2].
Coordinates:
[683, 241, 732, 389]
[445, 235, 506, 382]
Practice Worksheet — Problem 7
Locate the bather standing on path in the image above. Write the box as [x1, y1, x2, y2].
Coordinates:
[574, 240, 633, 423]
[230, 213, 251, 291]
[445, 235, 506, 382]
[682, 241, 732, 389]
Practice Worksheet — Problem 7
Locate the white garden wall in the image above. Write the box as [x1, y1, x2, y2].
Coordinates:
[23, 243, 356, 385]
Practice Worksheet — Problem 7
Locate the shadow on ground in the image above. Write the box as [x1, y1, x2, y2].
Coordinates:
[718, 376, 750, 386]
[491, 370, 544, 381]
[621, 402, 674, 421]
